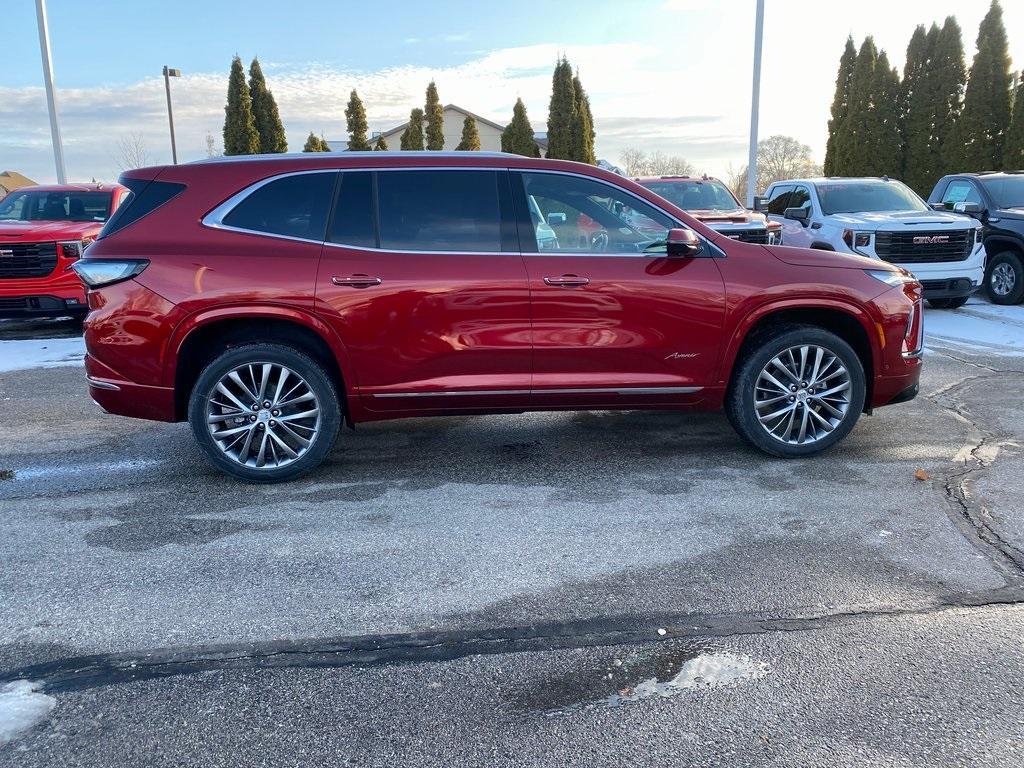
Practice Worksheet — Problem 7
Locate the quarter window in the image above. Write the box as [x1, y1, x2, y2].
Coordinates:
[377, 170, 502, 252]
[765, 185, 794, 216]
[520, 172, 673, 254]
[222, 172, 336, 241]
[328, 171, 375, 247]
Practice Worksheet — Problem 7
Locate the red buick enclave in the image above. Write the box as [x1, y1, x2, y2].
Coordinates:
[74, 152, 923, 482]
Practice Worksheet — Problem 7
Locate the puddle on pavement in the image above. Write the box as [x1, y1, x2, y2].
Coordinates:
[514, 644, 769, 715]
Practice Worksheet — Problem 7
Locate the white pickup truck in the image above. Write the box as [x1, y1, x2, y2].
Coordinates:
[757, 177, 985, 309]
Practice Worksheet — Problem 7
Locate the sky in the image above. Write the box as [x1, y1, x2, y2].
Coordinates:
[2, 0, 1023, 184]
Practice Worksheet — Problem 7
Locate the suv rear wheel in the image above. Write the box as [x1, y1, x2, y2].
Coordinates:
[726, 326, 866, 458]
[188, 343, 341, 482]
[985, 250, 1024, 305]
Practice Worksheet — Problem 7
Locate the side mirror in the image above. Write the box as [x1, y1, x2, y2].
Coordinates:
[666, 227, 704, 258]
[930, 202, 948, 211]
[784, 207, 810, 225]
[953, 201, 983, 216]
[753, 196, 769, 212]
[547, 212, 567, 226]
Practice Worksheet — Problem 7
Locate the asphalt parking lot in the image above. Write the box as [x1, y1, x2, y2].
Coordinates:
[1, 299, 1023, 767]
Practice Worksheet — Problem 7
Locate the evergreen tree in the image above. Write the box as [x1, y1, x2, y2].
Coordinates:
[501, 98, 541, 157]
[302, 132, 328, 152]
[455, 115, 481, 151]
[373, 135, 389, 151]
[320, 136, 331, 151]
[1005, 73, 1024, 169]
[546, 57, 578, 160]
[900, 25, 937, 192]
[248, 58, 287, 153]
[865, 51, 903, 176]
[824, 36, 857, 176]
[571, 73, 597, 164]
[400, 108, 425, 150]
[345, 90, 372, 151]
[834, 37, 878, 175]
[957, 0, 1013, 170]
[932, 17, 968, 177]
[223, 55, 260, 155]
[425, 81, 445, 150]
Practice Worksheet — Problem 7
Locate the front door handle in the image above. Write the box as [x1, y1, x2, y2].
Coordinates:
[332, 274, 382, 288]
[543, 274, 590, 287]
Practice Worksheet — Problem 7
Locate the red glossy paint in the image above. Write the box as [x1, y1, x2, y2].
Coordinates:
[0, 183, 128, 317]
[79, 153, 921, 432]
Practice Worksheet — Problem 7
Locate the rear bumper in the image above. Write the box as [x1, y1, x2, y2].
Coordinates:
[85, 354, 177, 422]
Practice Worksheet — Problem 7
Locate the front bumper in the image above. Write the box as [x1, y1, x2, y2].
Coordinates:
[0, 293, 87, 318]
[917, 276, 979, 299]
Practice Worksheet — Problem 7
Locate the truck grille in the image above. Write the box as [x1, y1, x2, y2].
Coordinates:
[715, 228, 769, 244]
[0, 242, 59, 278]
[874, 230, 971, 263]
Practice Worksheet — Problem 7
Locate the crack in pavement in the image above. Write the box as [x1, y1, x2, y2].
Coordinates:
[3, 588, 1023, 694]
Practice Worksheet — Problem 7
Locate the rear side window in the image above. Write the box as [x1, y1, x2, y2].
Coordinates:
[377, 170, 502, 252]
[765, 185, 794, 215]
[328, 171, 376, 247]
[223, 172, 336, 241]
[98, 178, 185, 239]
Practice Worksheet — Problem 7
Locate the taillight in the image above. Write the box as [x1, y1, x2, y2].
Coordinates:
[58, 236, 95, 260]
[71, 258, 149, 289]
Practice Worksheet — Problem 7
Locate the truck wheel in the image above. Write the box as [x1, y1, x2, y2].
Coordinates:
[188, 343, 341, 483]
[726, 326, 866, 458]
[985, 251, 1024, 305]
[927, 296, 969, 309]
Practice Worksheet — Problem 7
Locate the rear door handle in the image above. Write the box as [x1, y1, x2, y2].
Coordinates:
[332, 274, 382, 288]
[543, 275, 590, 287]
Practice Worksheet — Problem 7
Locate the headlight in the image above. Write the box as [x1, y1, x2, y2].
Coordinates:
[57, 236, 95, 260]
[842, 230, 871, 250]
[975, 227, 983, 244]
[71, 258, 149, 289]
[865, 269, 917, 287]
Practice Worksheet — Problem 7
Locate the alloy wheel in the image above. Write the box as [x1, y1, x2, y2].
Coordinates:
[754, 344, 852, 446]
[991, 262, 1016, 297]
[205, 362, 321, 469]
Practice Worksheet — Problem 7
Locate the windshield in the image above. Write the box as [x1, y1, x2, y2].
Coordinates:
[980, 176, 1024, 209]
[642, 179, 741, 212]
[0, 190, 112, 223]
[816, 180, 928, 215]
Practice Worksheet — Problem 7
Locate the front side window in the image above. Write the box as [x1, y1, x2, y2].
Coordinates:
[642, 179, 742, 212]
[765, 185, 794, 216]
[377, 170, 502, 252]
[521, 172, 673, 254]
[816, 180, 928, 215]
[788, 186, 812, 212]
[940, 180, 983, 208]
[0, 190, 113, 222]
[223, 172, 336, 241]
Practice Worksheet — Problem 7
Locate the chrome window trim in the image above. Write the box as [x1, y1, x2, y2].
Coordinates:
[372, 385, 703, 398]
[200, 165, 718, 256]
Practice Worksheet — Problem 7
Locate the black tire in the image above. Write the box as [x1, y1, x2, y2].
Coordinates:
[188, 343, 341, 483]
[985, 250, 1024, 305]
[726, 325, 866, 458]
[927, 296, 970, 309]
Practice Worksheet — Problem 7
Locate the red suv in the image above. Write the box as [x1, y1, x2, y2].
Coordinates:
[0, 183, 128, 318]
[74, 153, 923, 482]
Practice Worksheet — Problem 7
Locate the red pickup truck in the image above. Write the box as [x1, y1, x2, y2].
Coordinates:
[0, 183, 128, 318]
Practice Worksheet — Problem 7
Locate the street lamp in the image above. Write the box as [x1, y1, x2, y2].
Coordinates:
[745, 0, 765, 208]
[35, 0, 66, 184]
[163, 66, 181, 164]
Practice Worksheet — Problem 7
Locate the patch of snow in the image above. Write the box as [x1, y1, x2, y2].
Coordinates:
[0, 337, 85, 373]
[0, 680, 55, 745]
[12, 458, 166, 481]
[609, 652, 768, 707]
[924, 298, 1024, 356]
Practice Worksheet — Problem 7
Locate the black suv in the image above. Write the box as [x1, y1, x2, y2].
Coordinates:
[928, 172, 1024, 304]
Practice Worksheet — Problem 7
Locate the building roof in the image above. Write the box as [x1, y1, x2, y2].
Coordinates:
[0, 170, 37, 194]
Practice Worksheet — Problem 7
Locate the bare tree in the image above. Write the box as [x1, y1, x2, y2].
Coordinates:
[204, 133, 220, 158]
[114, 132, 151, 171]
[732, 135, 822, 201]
[618, 146, 694, 177]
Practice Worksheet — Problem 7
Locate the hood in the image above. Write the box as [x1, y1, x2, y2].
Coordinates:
[687, 208, 768, 226]
[828, 209, 973, 229]
[995, 207, 1024, 222]
[765, 244, 888, 271]
[0, 220, 103, 241]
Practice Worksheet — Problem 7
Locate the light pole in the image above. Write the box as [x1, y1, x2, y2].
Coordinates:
[163, 66, 181, 164]
[745, 0, 765, 208]
[35, 0, 66, 184]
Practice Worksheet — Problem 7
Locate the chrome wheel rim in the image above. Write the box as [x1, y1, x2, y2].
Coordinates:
[755, 345, 852, 446]
[206, 362, 321, 470]
[991, 263, 1016, 297]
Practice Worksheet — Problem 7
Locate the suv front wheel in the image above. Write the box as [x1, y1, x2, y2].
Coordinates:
[188, 343, 341, 482]
[726, 326, 866, 458]
[985, 250, 1024, 305]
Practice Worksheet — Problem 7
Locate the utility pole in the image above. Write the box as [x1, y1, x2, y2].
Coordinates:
[35, 0, 67, 183]
[745, 0, 765, 208]
[163, 66, 182, 164]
